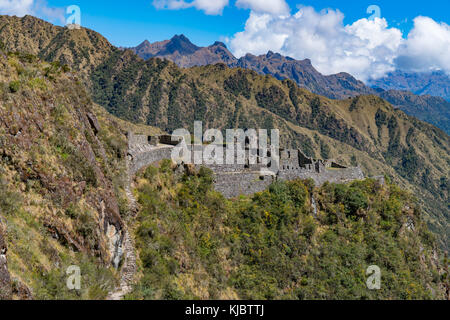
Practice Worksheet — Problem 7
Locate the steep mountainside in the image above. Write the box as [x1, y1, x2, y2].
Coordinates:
[0, 49, 159, 299]
[0, 15, 448, 250]
[369, 70, 450, 101]
[378, 90, 450, 134]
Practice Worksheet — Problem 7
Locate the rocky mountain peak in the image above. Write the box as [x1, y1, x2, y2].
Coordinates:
[165, 34, 199, 54]
[137, 39, 151, 47]
[301, 58, 312, 65]
[211, 41, 227, 48]
[265, 51, 283, 59]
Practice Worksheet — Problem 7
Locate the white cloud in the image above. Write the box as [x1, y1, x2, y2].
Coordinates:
[153, 0, 229, 15]
[395, 16, 450, 73]
[0, 0, 64, 23]
[150, 2, 450, 79]
[235, 0, 290, 15]
[229, 6, 450, 80]
[153, 0, 289, 16]
[0, 0, 34, 16]
[229, 6, 403, 81]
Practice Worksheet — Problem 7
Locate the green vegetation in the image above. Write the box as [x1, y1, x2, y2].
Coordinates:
[0, 174, 116, 300]
[224, 70, 252, 99]
[126, 164, 447, 300]
[0, 48, 133, 300]
[8, 80, 20, 93]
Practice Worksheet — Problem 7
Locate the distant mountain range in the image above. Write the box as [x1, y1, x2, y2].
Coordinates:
[129, 35, 450, 101]
[131, 35, 237, 67]
[129, 36, 450, 134]
[128, 35, 375, 100]
[369, 70, 450, 102]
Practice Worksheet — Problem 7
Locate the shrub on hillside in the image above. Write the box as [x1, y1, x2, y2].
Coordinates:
[9, 80, 20, 93]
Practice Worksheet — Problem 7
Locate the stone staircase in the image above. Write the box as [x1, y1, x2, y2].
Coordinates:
[124, 183, 138, 214]
[107, 174, 139, 300]
[108, 229, 137, 300]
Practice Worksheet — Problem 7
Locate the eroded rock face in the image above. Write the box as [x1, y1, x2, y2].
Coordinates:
[0, 222, 12, 300]
[87, 112, 101, 135]
[11, 280, 33, 300]
[106, 224, 124, 269]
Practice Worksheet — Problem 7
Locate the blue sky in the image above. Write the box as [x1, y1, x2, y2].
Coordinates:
[2, 0, 449, 80]
[41, 0, 449, 47]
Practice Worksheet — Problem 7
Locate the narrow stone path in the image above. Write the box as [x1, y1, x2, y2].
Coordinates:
[107, 175, 139, 300]
[124, 183, 138, 214]
[107, 229, 137, 300]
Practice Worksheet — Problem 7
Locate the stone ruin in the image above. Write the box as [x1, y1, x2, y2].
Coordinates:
[127, 132, 365, 198]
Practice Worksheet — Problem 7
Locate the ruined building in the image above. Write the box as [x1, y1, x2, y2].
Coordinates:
[127, 132, 365, 198]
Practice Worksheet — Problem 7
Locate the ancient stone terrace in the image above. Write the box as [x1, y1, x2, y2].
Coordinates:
[127, 132, 365, 198]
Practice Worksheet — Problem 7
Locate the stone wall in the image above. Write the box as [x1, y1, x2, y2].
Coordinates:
[128, 144, 174, 176]
[214, 172, 275, 198]
[127, 132, 148, 150]
[278, 167, 364, 186]
[127, 134, 365, 198]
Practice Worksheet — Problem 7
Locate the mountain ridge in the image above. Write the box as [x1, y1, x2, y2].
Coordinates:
[128, 37, 375, 99]
[128, 35, 236, 67]
[127, 35, 450, 134]
[369, 70, 450, 101]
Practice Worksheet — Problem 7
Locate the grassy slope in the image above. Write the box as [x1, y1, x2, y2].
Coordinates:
[379, 90, 450, 135]
[126, 163, 448, 300]
[0, 50, 159, 299]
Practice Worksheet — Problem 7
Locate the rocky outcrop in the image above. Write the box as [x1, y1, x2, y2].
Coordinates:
[0, 48, 130, 299]
[86, 112, 101, 135]
[11, 280, 33, 300]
